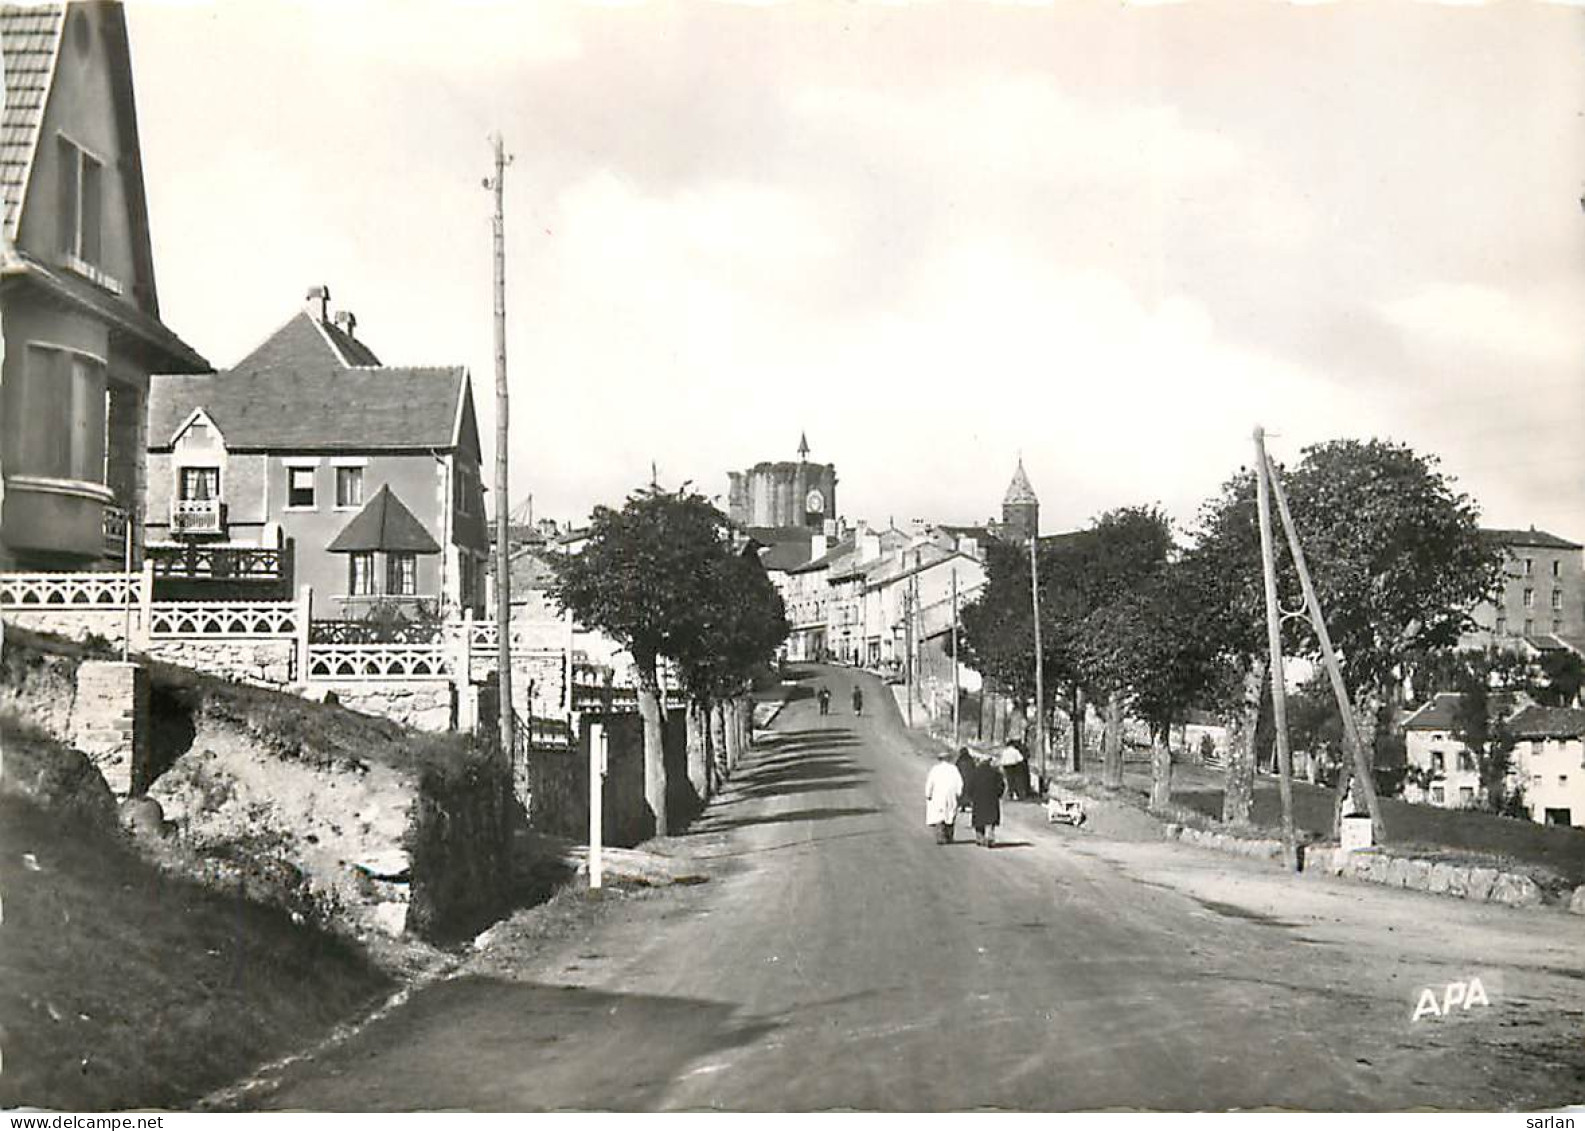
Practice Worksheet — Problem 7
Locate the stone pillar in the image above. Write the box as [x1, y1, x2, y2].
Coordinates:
[69, 661, 149, 798]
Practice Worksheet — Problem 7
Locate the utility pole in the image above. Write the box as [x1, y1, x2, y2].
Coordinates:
[1029, 534, 1046, 792]
[1253, 427, 1300, 872]
[951, 566, 960, 746]
[486, 133, 515, 761]
[904, 572, 914, 727]
[1263, 444, 1387, 843]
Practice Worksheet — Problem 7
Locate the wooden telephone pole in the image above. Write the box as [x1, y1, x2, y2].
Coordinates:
[1253, 428, 1300, 872]
[486, 134, 514, 760]
[1029, 534, 1046, 791]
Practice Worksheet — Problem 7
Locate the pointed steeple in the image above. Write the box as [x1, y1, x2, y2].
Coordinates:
[797, 432, 810, 460]
[1003, 458, 1038, 506]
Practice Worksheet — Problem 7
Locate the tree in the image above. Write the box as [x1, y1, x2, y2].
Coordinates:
[1449, 662, 1522, 815]
[1078, 559, 1224, 809]
[1536, 650, 1585, 707]
[674, 547, 789, 800]
[551, 488, 745, 836]
[1281, 440, 1503, 830]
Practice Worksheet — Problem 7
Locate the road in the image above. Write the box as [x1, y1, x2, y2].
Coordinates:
[247, 664, 1585, 1111]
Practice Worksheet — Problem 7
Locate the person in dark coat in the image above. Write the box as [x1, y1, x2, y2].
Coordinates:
[817, 686, 831, 716]
[954, 747, 977, 792]
[851, 685, 864, 716]
[965, 756, 1005, 847]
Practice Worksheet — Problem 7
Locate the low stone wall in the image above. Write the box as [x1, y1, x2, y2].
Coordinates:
[1321, 847, 1547, 909]
[1164, 822, 1287, 862]
[308, 680, 455, 733]
[2, 607, 129, 647]
[145, 638, 295, 687]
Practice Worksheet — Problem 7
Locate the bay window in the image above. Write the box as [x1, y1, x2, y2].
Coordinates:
[387, 552, 417, 596]
[348, 552, 374, 597]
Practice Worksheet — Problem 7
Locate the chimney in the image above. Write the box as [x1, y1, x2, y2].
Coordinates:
[304, 284, 330, 323]
[334, 310, 357, 338]
[810, 532, 828, 560]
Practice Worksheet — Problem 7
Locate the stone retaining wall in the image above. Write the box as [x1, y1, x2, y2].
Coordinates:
[307, 680, 455, 733]
[145, 639, 295, 688]
[1164, 822, 1287, 862]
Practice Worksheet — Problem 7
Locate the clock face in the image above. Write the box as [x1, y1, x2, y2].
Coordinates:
[805, 489, 825, 513]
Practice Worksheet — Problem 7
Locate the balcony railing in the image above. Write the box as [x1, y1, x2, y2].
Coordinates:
[171, 498, 225, 536]
[148, 544, 283, 582]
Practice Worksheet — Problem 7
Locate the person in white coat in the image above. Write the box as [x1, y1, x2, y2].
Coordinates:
[925, 749, 964, 845]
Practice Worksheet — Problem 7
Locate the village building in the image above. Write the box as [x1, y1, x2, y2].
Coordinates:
[144, 287, 487, 618]
[0, 2, 208, 570]
[1462, 528, 1585, 654]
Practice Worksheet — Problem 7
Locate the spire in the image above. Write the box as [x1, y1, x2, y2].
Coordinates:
[797, 432, 810, 460]
[1003, 458, 1038, 506]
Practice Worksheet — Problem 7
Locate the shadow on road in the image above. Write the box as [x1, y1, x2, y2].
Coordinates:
[246, 975, 780, 1112]
[707, 806, 882, 831]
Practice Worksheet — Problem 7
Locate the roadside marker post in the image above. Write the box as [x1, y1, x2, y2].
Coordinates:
[589, 721, 607, 890]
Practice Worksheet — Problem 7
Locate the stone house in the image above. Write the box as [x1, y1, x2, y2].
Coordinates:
[1402, 691, 1585, 827]
[1462, 528, 1585, 652]
[144, 287, 487, 618]
[0, 2, 208, 570]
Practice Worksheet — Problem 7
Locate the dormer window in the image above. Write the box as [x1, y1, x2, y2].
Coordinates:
[58, 136, 101, 264]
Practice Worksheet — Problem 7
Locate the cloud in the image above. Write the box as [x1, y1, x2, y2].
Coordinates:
[1379, 283, 1580, 367]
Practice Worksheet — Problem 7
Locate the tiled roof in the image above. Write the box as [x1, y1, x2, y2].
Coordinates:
[1507, 705, 1585, 739]
[759, 539, 814, 573]
[1402, 692, 1464, 731]
[149, 365, 464, 451]
[149, 310, 463, 451]
[327, 486, 440, 554]
[1483, 528, 1582, 551]
[231, 311, 382, 373]
[0, 4, 63, 239]
[791, 535, 856, 575]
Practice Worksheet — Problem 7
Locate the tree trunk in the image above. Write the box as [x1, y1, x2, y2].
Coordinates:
[1149, 730, 1173, 812]
[686, 698, 710, 805]
[1101, 692, 1125, 790]
[736, 696, 752, 762]
[1223, 656, 1265, 825]
[710, 699, 730, 784]
[634, 649, 668, 838]
[1069, 687, 1084, 774]
[724, 696, 743, 771]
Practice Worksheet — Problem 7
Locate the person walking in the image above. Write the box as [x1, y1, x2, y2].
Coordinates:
[851, 685, 864, 716]
[965, 754, 1006, 847]
[954, 746, 977, 793]
[817, 686, 831, 716]
[999, 739, 1029, 801]
[925, 750, 963, 845]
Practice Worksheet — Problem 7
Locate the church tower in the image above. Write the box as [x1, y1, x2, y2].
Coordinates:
[1001, 459, 1039, 542]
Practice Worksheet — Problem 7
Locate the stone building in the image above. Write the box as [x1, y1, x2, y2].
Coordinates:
[999, 458, 1039, 542]
[727, 433, 837, 531]
[1461, 528, 1585, 652]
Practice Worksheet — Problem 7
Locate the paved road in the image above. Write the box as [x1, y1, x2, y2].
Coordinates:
[252, 664, 1585, 1111]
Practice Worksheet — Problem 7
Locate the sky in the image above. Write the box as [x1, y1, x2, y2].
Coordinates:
[124, 0, 1585, 539]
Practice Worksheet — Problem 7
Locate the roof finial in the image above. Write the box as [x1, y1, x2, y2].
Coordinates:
[797, 431, 810, 460]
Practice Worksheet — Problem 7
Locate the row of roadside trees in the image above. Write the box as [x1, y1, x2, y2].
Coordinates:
[958, 438, 1506, 835]
[549, 486, 790, 836]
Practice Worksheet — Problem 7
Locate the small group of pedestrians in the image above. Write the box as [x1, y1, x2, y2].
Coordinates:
[924, 746, 1007, 847]
[815, 684, 862, 718]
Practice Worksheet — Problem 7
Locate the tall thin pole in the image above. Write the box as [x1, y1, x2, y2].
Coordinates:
[1253, 428, 1299, 872]
[1029, 534, 1046, 790]
[487, 133, 515, 761]
[904, 572, 914, 727]
[951, 567, 960, 746]
[1263, 445, 1387, 843]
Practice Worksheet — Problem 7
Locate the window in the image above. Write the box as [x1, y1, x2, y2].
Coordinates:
[1525, 618, 1535, 637]
[1430, 785, 1445, 804]
[1553, 560, 1562, 578]
[335, 466, 363, 509]
[454, 467, 472, 515]
[1524, 587, 1535, 609]
[1552, 589, 1563, 611]
[1430, 751, 1445, 774]
[387, 552, 417, 596]
[1524, 558, 1534, 577]
[1554, 619, 1564, 634]
[348, 552, 374, 596]
[287, 466, 316, 508]
[56, 136, 103, 270]
[1495, 616, 1508, 636]
[1458, 786, 1474, 806]
[2, 345, 106, 482]
[179, 466, 219, 501]
[1457, 752, 1475, 773]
